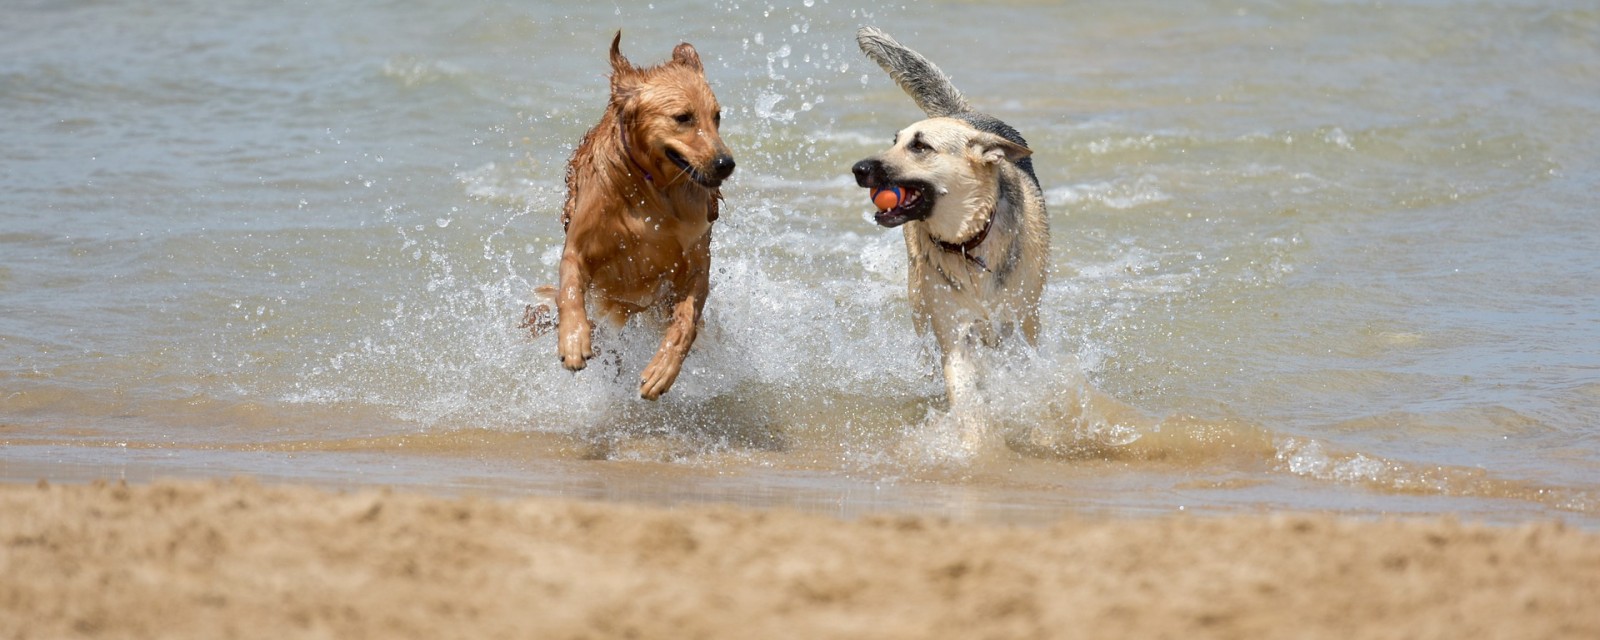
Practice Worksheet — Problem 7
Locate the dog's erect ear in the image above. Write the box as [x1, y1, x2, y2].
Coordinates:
[671, 42, 703, 71]
[609, 31, 640, 94]
[971, 132, 1032, 165]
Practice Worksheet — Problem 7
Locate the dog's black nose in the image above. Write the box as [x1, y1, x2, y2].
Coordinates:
[711, 154, 736, 180]
[852, 159, 879, 187]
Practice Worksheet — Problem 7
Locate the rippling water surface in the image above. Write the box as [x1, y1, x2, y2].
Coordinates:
[3, 0, 1598, 525]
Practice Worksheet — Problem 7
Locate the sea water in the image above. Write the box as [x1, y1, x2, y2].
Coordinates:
[2, 0, 1598, 526]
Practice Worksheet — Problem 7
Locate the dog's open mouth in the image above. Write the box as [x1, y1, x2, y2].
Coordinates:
[871, 183, 931, 228]
[665, 148, 722, 189]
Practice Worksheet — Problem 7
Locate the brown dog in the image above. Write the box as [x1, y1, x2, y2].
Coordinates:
[529, 31, 735, 400]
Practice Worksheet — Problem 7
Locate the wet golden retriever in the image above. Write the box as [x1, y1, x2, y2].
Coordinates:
[526, 31, 734, 400]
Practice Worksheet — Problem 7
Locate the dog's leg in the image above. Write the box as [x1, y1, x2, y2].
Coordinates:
[638, 293, 699, 400]
[941, 321, 999, 452]
[556, 251, 596, 370]
[638, 245, 709, 400]
[942, 345, 991, 454]
[942, 344, 985, 412]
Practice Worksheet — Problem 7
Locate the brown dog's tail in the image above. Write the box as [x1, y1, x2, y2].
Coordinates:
[520, 285, 559, 338]
[855, 26, 971, 118]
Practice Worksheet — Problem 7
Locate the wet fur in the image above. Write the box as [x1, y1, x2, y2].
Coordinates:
[527, 31, 735, 400]
[852, 27, 1051, 409]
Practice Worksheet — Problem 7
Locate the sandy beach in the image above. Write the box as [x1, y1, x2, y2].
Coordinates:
[3, 478, 1596, 640]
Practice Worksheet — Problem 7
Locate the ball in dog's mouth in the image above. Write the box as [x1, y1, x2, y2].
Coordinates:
[870, 184, 924, 227]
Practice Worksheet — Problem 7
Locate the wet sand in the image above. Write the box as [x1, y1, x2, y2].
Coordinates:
[3, 478, 1597, 639]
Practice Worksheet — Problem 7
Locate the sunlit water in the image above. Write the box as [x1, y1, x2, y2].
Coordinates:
[3, 0, 1598, 526]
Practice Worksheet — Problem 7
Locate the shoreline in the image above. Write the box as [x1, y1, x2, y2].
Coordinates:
[4, 478, 1598, 639]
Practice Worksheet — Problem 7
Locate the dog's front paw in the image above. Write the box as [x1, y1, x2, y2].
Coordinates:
[557, 319, 594, 371]
[638, 350, 684, 400]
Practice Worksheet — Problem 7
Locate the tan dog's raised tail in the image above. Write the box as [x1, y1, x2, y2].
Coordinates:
[526, 31, 734, 400]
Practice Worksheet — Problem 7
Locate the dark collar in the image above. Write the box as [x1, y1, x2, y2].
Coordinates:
[930, 205, 995, 271]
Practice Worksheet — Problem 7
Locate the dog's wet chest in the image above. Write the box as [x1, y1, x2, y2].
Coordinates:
[630, 203, 710, 250]
[589, 205, 710, 302]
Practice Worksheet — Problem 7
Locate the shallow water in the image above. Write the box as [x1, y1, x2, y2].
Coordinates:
[3, 0, 1598, 526]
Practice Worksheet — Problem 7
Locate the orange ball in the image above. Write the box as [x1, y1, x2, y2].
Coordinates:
[871, 186, 902, 210]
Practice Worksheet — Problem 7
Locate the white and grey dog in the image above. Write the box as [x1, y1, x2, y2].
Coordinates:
[851, 27, 1051, 412]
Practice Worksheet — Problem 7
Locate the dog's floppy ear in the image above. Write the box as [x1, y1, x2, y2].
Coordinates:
[609, 31, 640, 95]
[971, 132, 1032, 165]
[671, 42, 703, 71]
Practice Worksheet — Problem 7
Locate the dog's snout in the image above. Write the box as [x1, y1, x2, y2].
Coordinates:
[711, 154, 736, 180]
[852, 158, 881, 188]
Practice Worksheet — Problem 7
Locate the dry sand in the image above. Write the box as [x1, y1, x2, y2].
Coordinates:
[2, 478, 1597, 639]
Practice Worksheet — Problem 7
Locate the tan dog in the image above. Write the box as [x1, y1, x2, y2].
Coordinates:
[851, 27, 1050, 410]
[526, 31, 734, 400]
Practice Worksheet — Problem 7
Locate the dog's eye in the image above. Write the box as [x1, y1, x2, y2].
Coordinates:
[713, 111, 722, 127]
[908, 139, 932, 154]
[674, 112, 693, 125]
